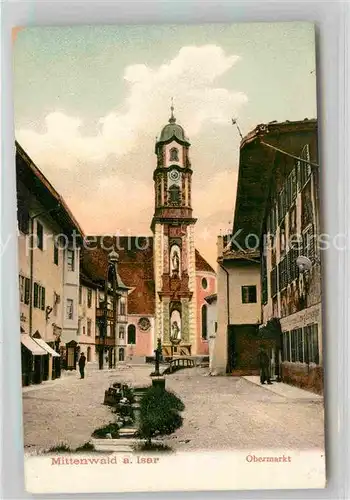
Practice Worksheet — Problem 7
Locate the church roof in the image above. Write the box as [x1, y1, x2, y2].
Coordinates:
[82, 236, 155, 315]
[157, 104, 190, 145]
[158, 122, 190, 144]
[116, 237, 155, 315]
[195, 249, 216, 274]
[82, 237, 215, 316]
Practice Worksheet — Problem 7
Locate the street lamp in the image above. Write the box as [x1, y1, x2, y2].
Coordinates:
[99, 249, 119, 370]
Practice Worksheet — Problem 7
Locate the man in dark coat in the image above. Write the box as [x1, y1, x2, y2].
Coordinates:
[258, 348, 272, 385]
[78, 352, 86, 379]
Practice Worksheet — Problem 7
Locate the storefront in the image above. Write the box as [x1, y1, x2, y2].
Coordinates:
[20, 333, 47, 386]
[32, 336, 61, 380]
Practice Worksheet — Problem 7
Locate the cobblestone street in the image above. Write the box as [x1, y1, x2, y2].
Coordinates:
[22, 365, 324, 453]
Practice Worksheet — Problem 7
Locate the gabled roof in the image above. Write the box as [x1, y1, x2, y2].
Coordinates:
[82, 237, 215, 315]
[82, 236, 155, 315]
[195, 249, 215, 274]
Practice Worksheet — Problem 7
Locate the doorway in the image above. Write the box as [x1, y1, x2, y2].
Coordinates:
[119, 347, 125, 362]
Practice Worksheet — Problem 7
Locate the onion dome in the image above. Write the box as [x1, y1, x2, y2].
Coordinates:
[157, 101, 190, 145]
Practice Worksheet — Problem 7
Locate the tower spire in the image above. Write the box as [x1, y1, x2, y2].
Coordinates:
[169, 97, 176, 123]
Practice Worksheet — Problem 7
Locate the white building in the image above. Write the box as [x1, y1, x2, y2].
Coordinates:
[16, 142, 84, 384]
[210, 240, 261, 376]
[78, 276, 98, 364]
[204, 293, 217, 372]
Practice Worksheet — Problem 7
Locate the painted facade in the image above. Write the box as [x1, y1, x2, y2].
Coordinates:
[260, 123, 322, 392]
[79, 110, 216, 361]
[125, 315, 155, 360]
[77, 280, 97, 363]
[151, 106, 214, 359]
[196, 269, 216, 356]
[211, 120, 322, 392]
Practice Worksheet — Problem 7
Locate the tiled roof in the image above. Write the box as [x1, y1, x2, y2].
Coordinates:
[204, 293, 217, 304]
[116, 237, 155, 315]
[82, 236, 155, 315]
[195, 249, 215, 274]
[82, 237, 214, 315]
[221, 248, 260, 262]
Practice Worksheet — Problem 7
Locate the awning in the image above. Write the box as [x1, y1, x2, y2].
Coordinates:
[33, 338, 60, 357]
[21, 334, 47, 356]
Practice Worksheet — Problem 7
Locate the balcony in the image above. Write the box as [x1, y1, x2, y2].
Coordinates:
[95, 337, 116, 346]
[96, 308, 115, 320]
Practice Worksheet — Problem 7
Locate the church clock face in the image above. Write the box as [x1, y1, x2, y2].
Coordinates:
[168, 169, 181, 185]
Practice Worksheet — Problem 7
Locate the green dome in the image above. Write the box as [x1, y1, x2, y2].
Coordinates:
[157, 105, 190, 145]
[159, 122, 189, 143]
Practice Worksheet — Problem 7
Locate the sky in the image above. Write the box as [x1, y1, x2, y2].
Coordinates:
[13, 23, 317, 267]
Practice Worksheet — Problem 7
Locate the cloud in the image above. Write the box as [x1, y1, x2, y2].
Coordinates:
[17, 45, 247, 167]
[16, 44, 246, 267]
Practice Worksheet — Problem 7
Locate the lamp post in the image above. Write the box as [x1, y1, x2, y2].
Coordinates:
[99, 249, 119, 370]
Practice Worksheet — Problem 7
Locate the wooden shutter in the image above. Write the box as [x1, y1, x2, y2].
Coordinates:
[41, 287, 45, 310]
[24, 278, 30, 305]
[33, 283, 39, 308]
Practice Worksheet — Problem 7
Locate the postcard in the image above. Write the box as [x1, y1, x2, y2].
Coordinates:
[13, 23, 325, 493]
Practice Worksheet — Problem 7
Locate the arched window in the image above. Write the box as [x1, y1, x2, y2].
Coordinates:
[119, 348, 125, 362]
[127, 324, 136, 345]
[169, 185, 180, 205]
[201, 305, 208, 340]
[120, 298, 126, 316]
[170, 147, 179, 162]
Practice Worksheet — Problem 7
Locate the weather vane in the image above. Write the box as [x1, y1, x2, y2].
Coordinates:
[232, 118, 243, 140]
[169, 97, 176, 123]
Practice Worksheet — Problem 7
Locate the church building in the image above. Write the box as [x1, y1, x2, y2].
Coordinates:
[83, 106, 216, 361]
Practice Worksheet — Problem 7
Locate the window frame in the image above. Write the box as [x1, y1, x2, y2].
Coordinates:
[241, 285, 257, 304]
[127, 324, 136, 345]
[33, 282, 45, 310]
[120, 298, 126, 316]
[87, 288, 92, 308]
[19, 275, 25, 303]
[36, 221, 44, 250]
[169, 147, 179, 162]
[201, 304, 208, 340]
[54, 241, 59, 265]
[119, 325, 125, 340]
[24, 278, 30, 305]
[66, 298, 74, 320]
[67, 249, 75, 272]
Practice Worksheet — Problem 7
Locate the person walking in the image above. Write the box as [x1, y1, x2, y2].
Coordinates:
[258, 347, 272, 385]
[78, 352, 86, 379]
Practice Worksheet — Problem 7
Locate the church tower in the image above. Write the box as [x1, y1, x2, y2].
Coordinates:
[151, 104, 197, 357]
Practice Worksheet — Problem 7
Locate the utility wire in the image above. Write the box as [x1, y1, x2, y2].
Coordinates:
[260, 140, 319, 168]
